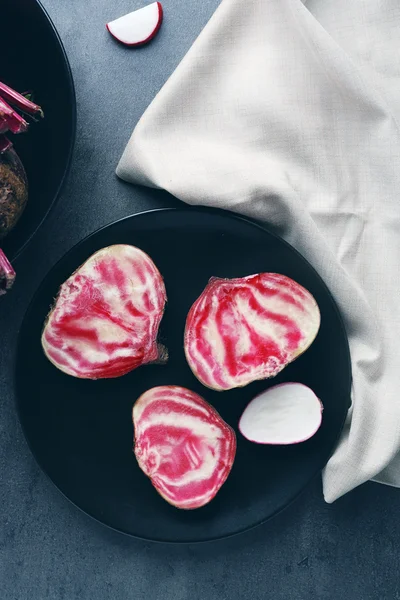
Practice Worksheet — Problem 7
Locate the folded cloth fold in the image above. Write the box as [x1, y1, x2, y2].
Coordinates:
[116, 0, 400, 502]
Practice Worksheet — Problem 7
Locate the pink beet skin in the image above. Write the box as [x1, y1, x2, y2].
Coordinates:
[133, 386, 236, 509]
[184, 273, 321, 391]
[41, 244, 167, 379]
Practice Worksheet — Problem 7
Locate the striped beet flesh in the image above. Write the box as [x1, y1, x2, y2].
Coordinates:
[184, 274, 320, 391]
[41, 244, 167, 378]
[133, 386, 236, 509]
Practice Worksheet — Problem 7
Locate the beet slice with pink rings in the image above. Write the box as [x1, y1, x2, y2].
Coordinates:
[133, 386, 236, 509]
[41, 244, 167, 379]
[184, 273, 321, 391]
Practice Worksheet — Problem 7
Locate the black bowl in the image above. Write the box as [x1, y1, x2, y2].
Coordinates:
[1, 0, 76, 260]
[15, 208, 352, 543]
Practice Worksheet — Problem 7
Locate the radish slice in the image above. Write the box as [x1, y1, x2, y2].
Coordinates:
[106, 2, 163, 47]
[184, 273, 321, 391]
[42, 244, 167, 379]
[133, 386, 236, 509]
[239, 383, 323, 445]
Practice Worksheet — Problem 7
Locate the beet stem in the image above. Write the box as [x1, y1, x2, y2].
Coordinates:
[0, 249, 16, 295]
[0, 80, 43, 118]
[0, 135, 12, 153]
[0, 117, 8, 134]
[0, 96, 29, 134]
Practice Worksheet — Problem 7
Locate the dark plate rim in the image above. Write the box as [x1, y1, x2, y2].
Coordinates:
[14, 206, 352, 544]
[9, 0, 77, 262]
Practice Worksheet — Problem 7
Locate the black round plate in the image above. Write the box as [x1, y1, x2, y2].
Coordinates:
[15, 208, 351, 543]
[1, 0, 76, 260]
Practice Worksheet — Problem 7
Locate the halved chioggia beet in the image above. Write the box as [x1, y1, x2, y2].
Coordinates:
[0, 145, 28, 239]
[0, 248, 15, 295]
[239, 383, 323, 444]
[133, 386, 236, 509]
[41, 244, 167, 379]
[106, 2, 163, 47]
[184, 273, 320, 391]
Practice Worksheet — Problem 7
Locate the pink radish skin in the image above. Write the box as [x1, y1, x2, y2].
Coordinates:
[239, 383, 323, 445]
[184, 273, 321, 392]
[0, 135, 12, 154]
[133, 386, 236, 509]
[106, 3, 163, 47]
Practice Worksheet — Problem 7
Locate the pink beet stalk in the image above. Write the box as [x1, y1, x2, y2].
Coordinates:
[0, 116, 9, 134]
[0, 97, 29, 134]
[0, 135, 12, 153]
[0, 81, 43, 118]
[0, 249, 16, 295]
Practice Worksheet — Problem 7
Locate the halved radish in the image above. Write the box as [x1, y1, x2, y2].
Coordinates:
[239, 383, 323, 444]
[184, 273, 321, 391]
[133, 386, 236, 509]
[106, 3, 163, 47]
[42, 244, 167, 379]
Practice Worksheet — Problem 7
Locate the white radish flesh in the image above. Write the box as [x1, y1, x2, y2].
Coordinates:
[106, 3, 163, 47]
[239, 383, 323, 445]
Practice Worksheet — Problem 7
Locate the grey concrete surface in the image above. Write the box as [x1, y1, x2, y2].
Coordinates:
[1, 1, 400, 598]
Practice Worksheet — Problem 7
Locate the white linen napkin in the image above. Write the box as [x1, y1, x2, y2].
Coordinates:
[116, 0, 400, 502]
